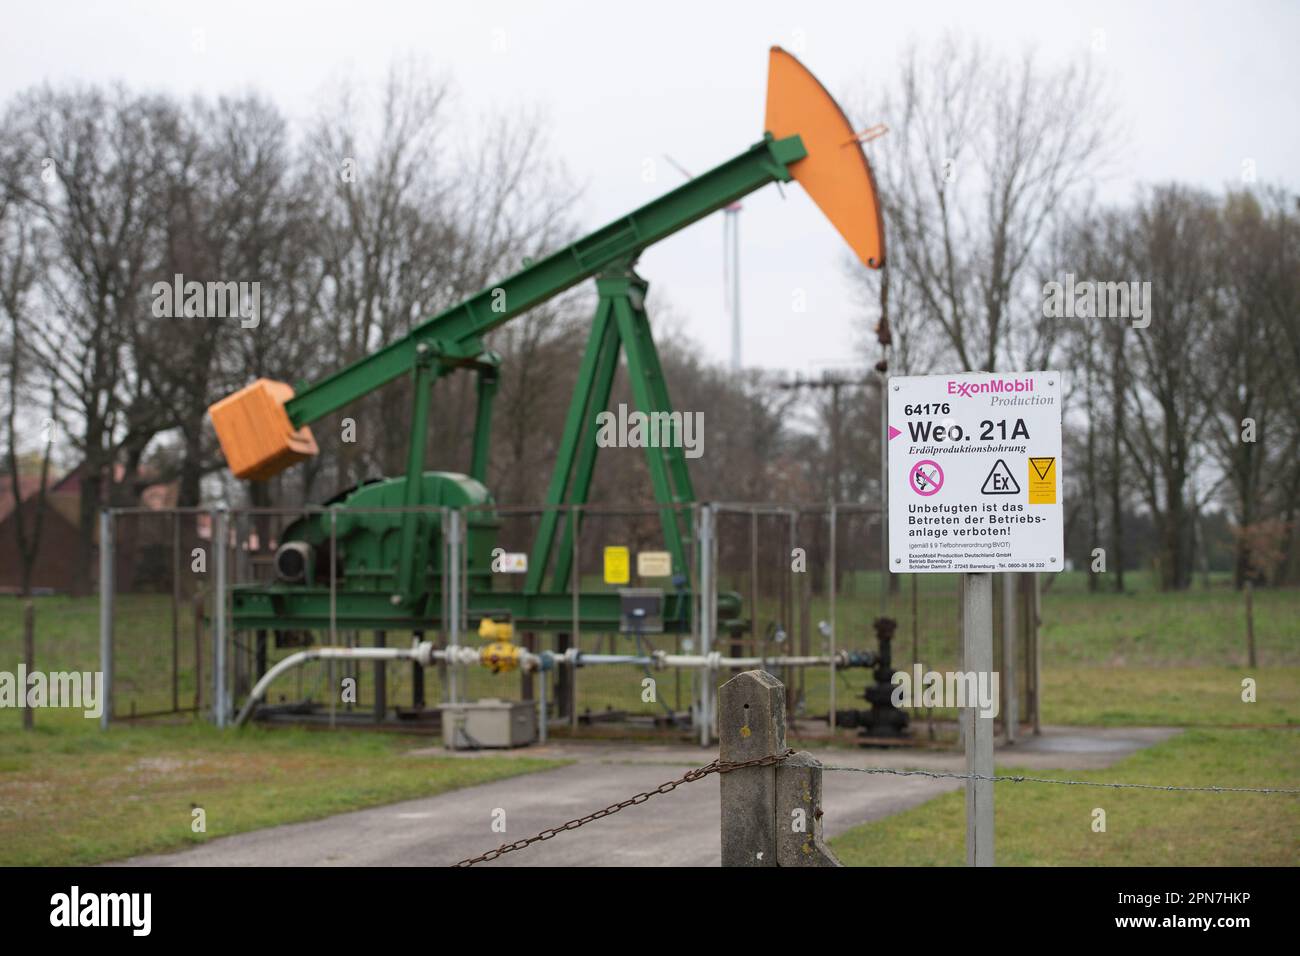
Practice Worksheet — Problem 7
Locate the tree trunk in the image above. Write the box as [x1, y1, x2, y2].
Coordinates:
[77, 460, 102, 597]
[179, 424, 204, 507]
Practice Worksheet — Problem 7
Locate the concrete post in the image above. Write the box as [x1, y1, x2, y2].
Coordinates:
[776, 752, 841, 866]
[719, 670, 840, 867]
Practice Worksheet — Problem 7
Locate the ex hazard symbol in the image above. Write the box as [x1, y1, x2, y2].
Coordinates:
[980, 458, 1020, 495]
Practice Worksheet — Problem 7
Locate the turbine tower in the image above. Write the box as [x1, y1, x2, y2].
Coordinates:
[723, 200, 742, 372]
[665, 155, 744, 373]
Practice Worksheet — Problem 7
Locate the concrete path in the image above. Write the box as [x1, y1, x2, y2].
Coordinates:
[118, 725, 1178, 867]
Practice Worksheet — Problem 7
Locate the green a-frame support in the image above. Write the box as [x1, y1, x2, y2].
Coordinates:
[524, 268, 696, 596]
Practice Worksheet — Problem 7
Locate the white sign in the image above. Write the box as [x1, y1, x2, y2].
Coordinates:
[637, 550, 672, 578]
[493, 551, 528, 573]
[888, 371, 1063, 573]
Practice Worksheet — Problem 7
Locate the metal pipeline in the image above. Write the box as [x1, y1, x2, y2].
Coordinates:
[233, 643, 864, 728]
[234, 641, 436, 727]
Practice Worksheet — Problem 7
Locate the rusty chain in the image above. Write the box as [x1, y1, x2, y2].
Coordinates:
[451, 748, 796, 867]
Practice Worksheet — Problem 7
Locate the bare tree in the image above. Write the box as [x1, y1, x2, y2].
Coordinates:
[1108, 186, 1221, 589]
[0, 123, 56, 595]
[11, 86, 179, 591]
[300, 62, 579, 500]
[1201, 187, 1300, 585]
[849, 35, 1114, 374]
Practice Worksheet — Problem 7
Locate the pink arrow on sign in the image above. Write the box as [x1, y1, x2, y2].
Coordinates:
[888, 425, 902, 440]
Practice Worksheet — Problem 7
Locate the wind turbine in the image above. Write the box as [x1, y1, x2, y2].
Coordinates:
[664, 155, 744, 373]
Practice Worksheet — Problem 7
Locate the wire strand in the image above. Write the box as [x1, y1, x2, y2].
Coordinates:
[820, 764, 1300, 795]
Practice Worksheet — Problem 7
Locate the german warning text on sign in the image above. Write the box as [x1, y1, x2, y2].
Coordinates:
[604, 546, 630, 584]
[888, 371, 1064, 573]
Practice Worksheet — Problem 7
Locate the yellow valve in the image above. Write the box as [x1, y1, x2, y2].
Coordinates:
[478, 619, 515, 643]
[480, 641, 522, 674]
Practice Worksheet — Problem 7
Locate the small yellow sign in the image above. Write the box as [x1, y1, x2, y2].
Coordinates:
[637, 550, 672, 578]
[603, 546, 630, 584]
[1028, 457, 1057, 504]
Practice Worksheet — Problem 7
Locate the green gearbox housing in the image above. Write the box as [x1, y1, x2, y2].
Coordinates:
[271, 472, 499, 596]
[234, 470, 741, 634]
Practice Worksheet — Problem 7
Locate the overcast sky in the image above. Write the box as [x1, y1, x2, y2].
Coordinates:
[3, 1, 1296, 376]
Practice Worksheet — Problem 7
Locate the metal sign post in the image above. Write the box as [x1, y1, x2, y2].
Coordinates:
[886, 370, 1064, 867]
[887, 371, 1064, 574]
[1002, 573, 1018, 744]
[962, 572, 994, 866]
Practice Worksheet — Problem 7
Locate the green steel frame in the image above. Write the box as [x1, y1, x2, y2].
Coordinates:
[232, 133, 807, 632]
[228, 583, 742, 633]
[281, 134, 803, 427]
[524, 270, 696, 596]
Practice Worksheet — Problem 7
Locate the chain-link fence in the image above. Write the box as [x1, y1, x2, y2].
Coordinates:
[99, 503, 702, 732]
[95, 500, 1037, 740]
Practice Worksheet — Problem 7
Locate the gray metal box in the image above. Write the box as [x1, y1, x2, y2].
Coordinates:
[439, 698, 537, 749]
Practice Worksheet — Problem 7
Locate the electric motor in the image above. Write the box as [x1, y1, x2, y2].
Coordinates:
[275, 541, 314, 583]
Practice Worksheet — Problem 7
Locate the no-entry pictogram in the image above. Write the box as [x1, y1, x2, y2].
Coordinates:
[909, 459, 944, 496]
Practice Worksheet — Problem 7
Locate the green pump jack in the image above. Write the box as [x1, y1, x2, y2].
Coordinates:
[208, 47, 885, 642]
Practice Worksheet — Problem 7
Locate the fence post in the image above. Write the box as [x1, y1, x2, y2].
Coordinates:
[719, 669, 840, 867]
[213, 508, 228, 728]
[98, 509, 114, 730]
[374, 630, 386, 723]
[233, 511, 249, 701]
[447, 508, 461, 707]
[171, 510, 180, 714]
[193, 589, 204, 714]
[699, 503, 716, 746]
[828, 502, 837, 732]
[1002, 573, 1018, 744]
[22, 600, 35, 730]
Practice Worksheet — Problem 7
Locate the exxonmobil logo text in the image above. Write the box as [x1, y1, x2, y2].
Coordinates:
[947, 378, 1035, 398]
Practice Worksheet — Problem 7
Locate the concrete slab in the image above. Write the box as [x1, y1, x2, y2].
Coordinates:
[116, 725, 1181, 867]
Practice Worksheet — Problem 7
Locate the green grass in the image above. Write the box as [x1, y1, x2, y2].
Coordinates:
[829, 728, 1300, 866]
[0, 718, 562, 865]
[1, 572, 1296, 728]
[1041, 577, 1297, 667]
[1043, 666, 1299, 727]
[0, 572, 1295, 866]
